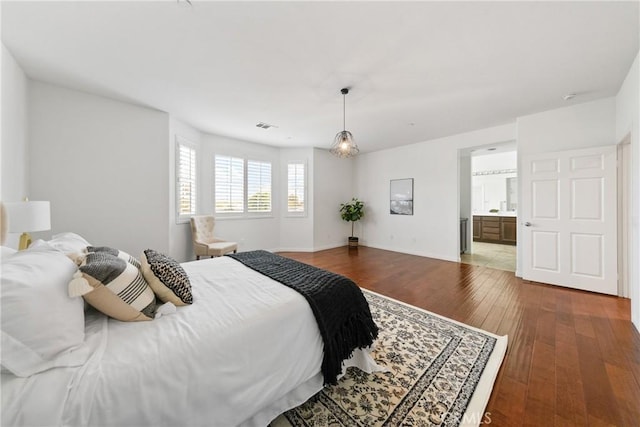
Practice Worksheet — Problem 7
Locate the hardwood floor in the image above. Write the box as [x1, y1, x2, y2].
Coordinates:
[278, 246, 640, 426]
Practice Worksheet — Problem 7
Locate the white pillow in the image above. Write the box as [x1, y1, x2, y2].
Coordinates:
[47, 232, 91, 254]
[28, 239, 54, 250]
[1, 246, 16, 260]
[1, 246, 89, 377]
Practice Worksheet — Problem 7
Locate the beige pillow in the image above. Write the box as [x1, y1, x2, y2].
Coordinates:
[141, 249, 193, 306]
[70, 252, 156, 321]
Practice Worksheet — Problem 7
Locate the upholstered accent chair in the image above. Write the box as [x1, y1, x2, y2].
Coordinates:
[189, 215, 238, 260]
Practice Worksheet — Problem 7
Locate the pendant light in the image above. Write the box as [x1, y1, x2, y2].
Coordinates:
[330, 88, 359, 158]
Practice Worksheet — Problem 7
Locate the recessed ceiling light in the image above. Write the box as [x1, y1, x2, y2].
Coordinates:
[563, 93, 577, 101]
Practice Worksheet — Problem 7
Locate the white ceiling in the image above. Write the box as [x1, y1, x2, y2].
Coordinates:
[2, 1, 638, 153]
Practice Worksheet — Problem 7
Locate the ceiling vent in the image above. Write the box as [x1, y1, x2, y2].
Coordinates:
[256, 122, 277, 130]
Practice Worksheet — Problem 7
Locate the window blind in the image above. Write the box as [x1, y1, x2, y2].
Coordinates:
[247, 160, 272, 212]
[215, 155, 244, 213]
[176, 142, 197, 219]
[287, 163, 305, 213]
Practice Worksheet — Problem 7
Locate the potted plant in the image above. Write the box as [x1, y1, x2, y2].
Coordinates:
[340, 198, 364, 248]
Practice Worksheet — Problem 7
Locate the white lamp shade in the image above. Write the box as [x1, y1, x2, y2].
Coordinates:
[5, 201, 51, 233]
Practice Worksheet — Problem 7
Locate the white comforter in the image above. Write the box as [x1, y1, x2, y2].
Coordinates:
[2, 256, 379, 427]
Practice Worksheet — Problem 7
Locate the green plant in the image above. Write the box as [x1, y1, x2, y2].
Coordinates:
[340, 198, 365, 238]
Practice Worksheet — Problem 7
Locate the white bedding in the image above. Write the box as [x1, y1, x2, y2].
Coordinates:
[2, 256, 379, 427]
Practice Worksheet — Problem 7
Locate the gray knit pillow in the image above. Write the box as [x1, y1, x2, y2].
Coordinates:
[87, 246, 141, 269]
[141, 249, 193, 306]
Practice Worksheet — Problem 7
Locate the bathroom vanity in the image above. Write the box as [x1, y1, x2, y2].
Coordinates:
[472, 213, 517, 245]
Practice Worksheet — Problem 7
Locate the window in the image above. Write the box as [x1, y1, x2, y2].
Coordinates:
[247, 160, 272, 212]
[214, 155, 272, 215]
[287, 162, 305, 214]
[176, 139, 197, 222]
[215, 155, 244, 213]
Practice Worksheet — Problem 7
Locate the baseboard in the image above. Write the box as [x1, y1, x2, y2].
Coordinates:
[274, 243, 346, 253]
[267, 244, 458, 263]
[312, 243, 347, 252]
[274, 247, 315, 253]
[362, 243, 460, 263]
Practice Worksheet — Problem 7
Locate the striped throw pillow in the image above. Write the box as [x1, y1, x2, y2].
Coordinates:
[78, 252, 156, 321]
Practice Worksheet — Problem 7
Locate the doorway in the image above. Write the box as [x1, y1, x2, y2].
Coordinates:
[460, 143, 517, 272]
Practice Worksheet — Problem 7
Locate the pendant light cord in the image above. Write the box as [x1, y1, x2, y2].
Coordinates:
[341, 88, 349, 131]
[343, 92, 346, 131]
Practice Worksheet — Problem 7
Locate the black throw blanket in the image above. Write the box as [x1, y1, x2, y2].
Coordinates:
[227, 250, 379, 385]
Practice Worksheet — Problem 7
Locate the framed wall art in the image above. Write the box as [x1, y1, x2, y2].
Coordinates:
[390, 178, 413, 215]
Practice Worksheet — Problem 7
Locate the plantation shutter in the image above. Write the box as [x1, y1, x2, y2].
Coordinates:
[247, 160, 272, 212]
[176, 141, 197, 220]
[215, 155, 244, 213]
[287, 163, 305, 213]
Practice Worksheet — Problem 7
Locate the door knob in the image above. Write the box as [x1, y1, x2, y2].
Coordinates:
[524, 222, 532, 227]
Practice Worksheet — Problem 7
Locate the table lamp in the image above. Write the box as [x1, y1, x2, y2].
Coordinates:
[5, 200, 51, 250]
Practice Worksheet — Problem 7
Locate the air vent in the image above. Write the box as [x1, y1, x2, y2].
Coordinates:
[256, 122, 277, 130]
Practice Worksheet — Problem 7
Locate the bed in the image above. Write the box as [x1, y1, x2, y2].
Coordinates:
[1, 233, 382, 427]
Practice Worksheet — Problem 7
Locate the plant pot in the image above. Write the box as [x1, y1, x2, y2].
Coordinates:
[348, 236, 359, 248]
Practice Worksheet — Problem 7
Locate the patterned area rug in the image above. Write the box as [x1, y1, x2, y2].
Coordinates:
[274, 290, 507, 427]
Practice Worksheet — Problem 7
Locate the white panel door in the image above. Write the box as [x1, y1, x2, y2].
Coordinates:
[521, 146, 617, 295]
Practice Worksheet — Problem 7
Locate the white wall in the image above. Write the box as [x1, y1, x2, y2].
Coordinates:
[313, 148, 354, 250]
[354, 124, 516, 261]
[517, 97, 616, 155]
[28, 81, 170, 257]
[616, 51, 639, 330]
[200, 133, 280, 252]
[169, 117, 202, 262]
[1, 45, 29, 248]
[279, 147, 314, 251]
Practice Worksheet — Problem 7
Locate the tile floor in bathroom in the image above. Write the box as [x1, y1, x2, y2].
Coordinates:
[461, 241, 516, 272]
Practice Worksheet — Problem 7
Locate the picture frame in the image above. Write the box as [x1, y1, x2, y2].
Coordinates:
[390, 178, 413, 215]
